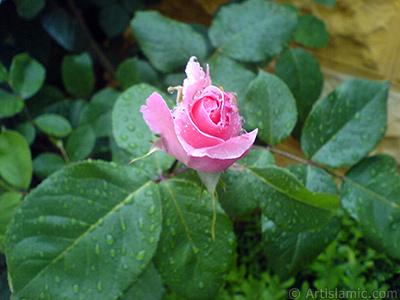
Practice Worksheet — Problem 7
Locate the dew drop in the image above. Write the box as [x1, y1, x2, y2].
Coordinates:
[55, 276, 60, 282]
[95, 244, 100, 255]
[110, 249, 116, 258]
[137, 133, 144, 138]
[136, 250, 146, 261]
[97, 281, 102, 291]
[198, 282, 205, 289]
[121, 134, 128, 141]
[120, 218, 126, 231]
[106, 234, 115, 245]
[74, 284, 79, 294]
[38, 216, 46, 223]
[148, 205, 156, 215]
[127, 125, 136, 132]
[138, 218, 144, 230]
[129, 143, 137, 149]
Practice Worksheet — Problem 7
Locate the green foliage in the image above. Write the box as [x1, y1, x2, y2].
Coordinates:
[209, 0, 298, 63]
[0, 191, 23, 253]
[33, 152, 67, 179]
[116, 58, 158, 90]
[13, 0, 46, 20]
[294, 15, 330, 49]
[131, 11, 208, 73]
[314, 0, 335, 7]
[244, 70, 297, 145]
[302, 79, 389, 167]
[34, 113, 73, 138]
[0, 89, 24, 119]
[65, 125, 96, 161]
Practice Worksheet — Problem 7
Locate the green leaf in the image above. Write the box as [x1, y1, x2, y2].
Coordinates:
[250, 166, 339, 232]
[294, 15, 330, 49]
[9, 53, 46, 99]
[61, 52, 94, 98]
[26, 85, 66, 117]
[33, 152, 67, 179]
[207, 54, 256, 105]
[262, 216, 340, 280]
[218, 148, 275, 218]
[80, 88, 120, 138]
[0, 191, 23, 253]
[275, 48, 323, 137]
[99, 4, 130, 37]
[13, 0, 46, 19]
[35, 113, 72, 138]
[244, 70, 297, 145]
[41, 7, 90, 52]
[301, 79, 389, 167]
[66, 125, 96, 162]
[341, 155, 400, 259]
[0, 89, 24, 119]
[131, 11, 208, 72]
[314, 0, 335, 7]
[208, 0, 298, 63]
[16, 122, 36, 145]
[0, 61, 7, 83]
[116, 58, 158, 90]
[121, 263, 165, 300]
[154, 179, 235, 300]
[0, 129, 32, 190]
[6, 160, 162, 299]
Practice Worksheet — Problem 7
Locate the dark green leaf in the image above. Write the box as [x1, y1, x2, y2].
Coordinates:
[33, 152, 67, 179]
[314, 0, 335, 7]
[6, 160, 162, 300]
[16, 122, 36, 145]
[66, 125, 96, 162]
[62, 52, 94, 98]
[13, 0, 46, 19]
[275, 48, 323, 137]
[341, 155, 400, 259]
[262, 216, 340, 280]
[154, 179, 235, 300]
[116, 58, 158, 90]
[294, 15, 330, 49]
[41, 7, 90, 52]
[0, 191, 23, 253]
[207, 54, 256, 105]
[26, 85, 66, 118]
[208, 0, 297, 62]
[131, 11, 208, 72]
[99, 4, 130, 37]
[9, 53, 46, 99]
[244, 70, 297, 145]
[0, 61, 7, 83]
[0, 89, 24, 119]
[301, 79, 389, 167]
[121, 0, 145, 13]
[80, 88, 120, 138]
[218, 148, 275, 218]
[0, 129, 32, 190]
[35, 113, 73, 138]
[121, 263, 165, 300]
[250, 166, 339, 232]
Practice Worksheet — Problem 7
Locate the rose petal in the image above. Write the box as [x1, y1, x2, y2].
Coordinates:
[140, 92, 189, 163]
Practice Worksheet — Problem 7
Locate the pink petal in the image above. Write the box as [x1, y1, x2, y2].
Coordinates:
[140, 92, 189, 164]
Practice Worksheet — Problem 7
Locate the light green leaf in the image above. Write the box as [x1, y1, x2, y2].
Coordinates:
[0, 89, 24, 119]
[6, 160, 162, 300]
[341, 155, 400, 259]
[61, 52, 94, 98]
[16, 122, 36, 145]
[0, 61, 7, 83]
[131, 11, 208, 72]
[33, 152, 67, 179]
[218, 148, 275, 218]
[208, 0, 297, 62]
[244, 70, 297, 145]
[0, 191, 23, 253]
[35, 113, 72, 138]
[9, 53, 46, 99]
[250, 166, 339, 232]
[80, 88, 120, 138]
[207, 54, 256, 105]
[154, 179, 235, 300]
[294, 15, 330, 49]
[66, 125, 96, 162]
[301, 79, 389, 167]
[275, 48, 323, 137]
[0, 129, 32, 190]
[99, 4, 130, 37]
[13, 0, 46, 19]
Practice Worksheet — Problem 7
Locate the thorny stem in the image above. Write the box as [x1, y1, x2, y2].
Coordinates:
[66, 0, 116, 78]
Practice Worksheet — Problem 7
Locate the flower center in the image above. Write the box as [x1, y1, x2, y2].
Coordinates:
[203, 98, 221, 125]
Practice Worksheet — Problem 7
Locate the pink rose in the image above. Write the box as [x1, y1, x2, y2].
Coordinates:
[140, 57, 258, 172]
